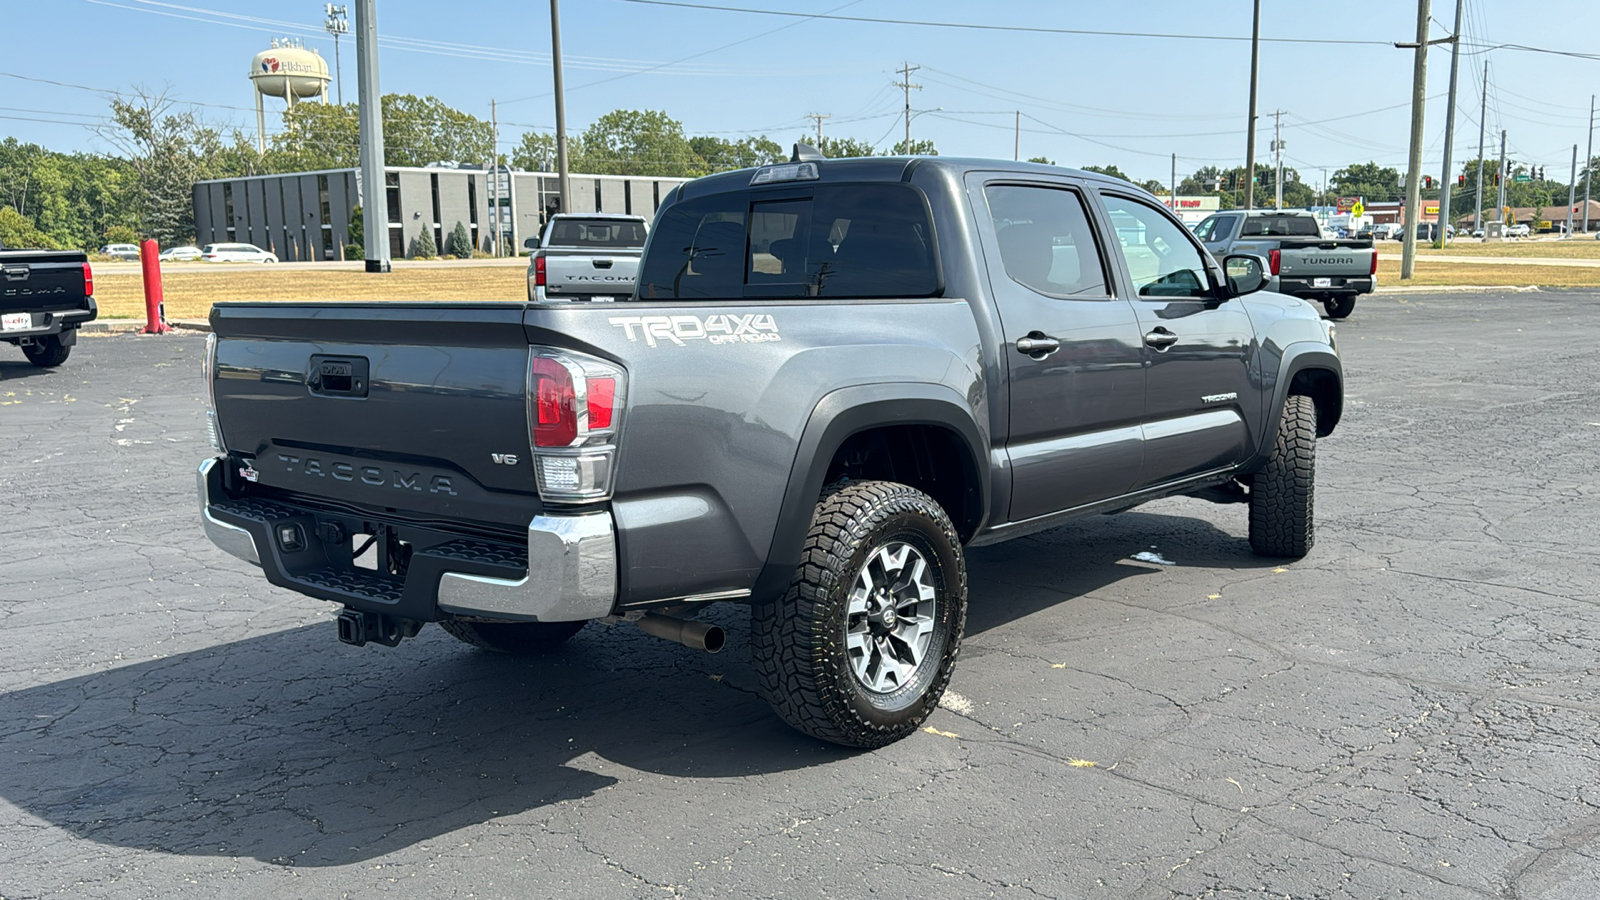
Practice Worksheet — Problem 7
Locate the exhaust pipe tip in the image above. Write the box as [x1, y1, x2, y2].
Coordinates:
[636, 613, 724, 653]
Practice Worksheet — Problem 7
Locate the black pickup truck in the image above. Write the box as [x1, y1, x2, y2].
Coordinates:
[0, 243, 97, 368]
[199, 150, 1343, 748]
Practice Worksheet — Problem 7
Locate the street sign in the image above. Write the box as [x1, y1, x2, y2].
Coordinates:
[1513, 174, 1532, 183]
[1424, 204, 1439, 216]
[1351, 200, 1365, 218]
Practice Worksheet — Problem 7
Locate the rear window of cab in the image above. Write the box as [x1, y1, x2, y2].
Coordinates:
[637, 183, 940, 300]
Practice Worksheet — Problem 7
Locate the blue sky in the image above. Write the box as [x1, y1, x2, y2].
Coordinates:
[4, 0, 1598, 189]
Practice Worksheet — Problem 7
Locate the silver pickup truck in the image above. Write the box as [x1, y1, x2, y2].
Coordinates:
[1194, 210, 1375, 319]
[525, 213, 648, 302]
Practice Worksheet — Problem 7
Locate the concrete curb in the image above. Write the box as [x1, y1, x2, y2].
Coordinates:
[80, 319, 210, 334]
[1372, 284, 1542, 295]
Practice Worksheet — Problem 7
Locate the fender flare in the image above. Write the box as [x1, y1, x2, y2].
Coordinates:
[1241, 342, 1343, 475]
[749, 382, 989, 603]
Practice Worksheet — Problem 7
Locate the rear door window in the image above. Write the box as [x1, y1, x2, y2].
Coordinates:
[548, 218, 648, 248]
[983, 184, 1111, 298]
[637, 184, 939, 300]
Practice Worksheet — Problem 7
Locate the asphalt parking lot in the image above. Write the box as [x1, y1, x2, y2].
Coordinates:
[3, 289, 1599, 899]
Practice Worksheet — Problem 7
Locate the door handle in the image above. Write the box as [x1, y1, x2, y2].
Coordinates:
[1144, 328, 1179, 349]
[1015, 333, 1061, 357]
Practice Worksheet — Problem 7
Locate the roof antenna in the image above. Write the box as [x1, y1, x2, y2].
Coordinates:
[791, 143, 824, 163]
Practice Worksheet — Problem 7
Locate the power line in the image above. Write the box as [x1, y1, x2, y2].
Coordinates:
[618, 0, 1394, 46]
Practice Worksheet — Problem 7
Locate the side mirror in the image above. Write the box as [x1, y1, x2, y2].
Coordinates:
[522, 237, 538, 250]
[1223, 254, 1267, 296]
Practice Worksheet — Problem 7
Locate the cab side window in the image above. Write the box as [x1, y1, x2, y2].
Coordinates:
[1100, 194, 1213, 300]
[983, 184, 1111, 299]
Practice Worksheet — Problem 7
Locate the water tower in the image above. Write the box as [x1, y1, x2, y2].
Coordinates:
[250, 37, 331, 151]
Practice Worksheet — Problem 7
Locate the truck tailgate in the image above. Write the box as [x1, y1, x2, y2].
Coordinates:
[541, 248, 641, 299]
[0, 250, 89, 315]
[1277, 240, 1373, 277]
[210, 302, 539, 529]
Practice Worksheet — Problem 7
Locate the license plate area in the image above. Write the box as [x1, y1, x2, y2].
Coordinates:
[1312, 277, 1332, 288]
[2, 313, 32, 332]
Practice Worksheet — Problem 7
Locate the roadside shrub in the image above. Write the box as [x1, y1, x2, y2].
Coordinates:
[446, 221, 472, 257]
[408, 229, 438, 259]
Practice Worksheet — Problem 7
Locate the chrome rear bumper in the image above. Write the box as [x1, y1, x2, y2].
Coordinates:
[197, 457, 617, 622]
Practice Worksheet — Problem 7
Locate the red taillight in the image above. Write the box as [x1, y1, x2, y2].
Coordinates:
[1268, 249, 1281, 275]
[530, 356, 577, 447]
[587, 377, 615, 429]
[1370, 249, 1379, 275]
[82, 262, 94, 298]
[534, 255, 546, 287]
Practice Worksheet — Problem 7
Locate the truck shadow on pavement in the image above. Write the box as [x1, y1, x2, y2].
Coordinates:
[0, 617, 842, 868]
[964, 504, 1282, 635]
[0, 359, 66, 383]
[0, 504, 1273, 868]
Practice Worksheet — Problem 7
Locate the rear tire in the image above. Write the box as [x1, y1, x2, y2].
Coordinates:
[752, 481, 967, 749]
[1249, 395, 1317, 558]
[1324, 296, 1356, 319]
[22, 335, 70, 368]
[438, 619, 586, 654]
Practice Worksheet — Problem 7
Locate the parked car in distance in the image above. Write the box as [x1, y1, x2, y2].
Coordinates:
[1505, 224, 1531, 238]
[99, 243, 140, 261]
[201, 243, 278, 263]
[1393, 222, 1454, 242]
[160, 245, 203, 262]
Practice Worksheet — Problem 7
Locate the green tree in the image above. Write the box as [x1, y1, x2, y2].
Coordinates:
[265, 95, 493, 172]
[1082, 164, 1132, 182]
[102, 224, 140, 244]
[1140, 179, 1168, 195]
[1330, 162, 1402, 204]
[408, 228, 437, 259]
[1027, 156, 1055, 166]
[0, 206, 59, 248]
[815, 136, 877, 159]
[574, 110, 701, 178]
[690, 135, 784, 172]
[1176, 165, 1236, 210]
[889, 138, 937, 156]
[447, 220, 472, 257]
[510, 131, 573, 172]
[101, 89, 236, 246]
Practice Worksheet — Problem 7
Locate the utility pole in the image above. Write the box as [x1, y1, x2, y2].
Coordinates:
[1585, 95, 1594, 234]
[1171, 153, 1177, 209]
[895, 63, 921, 155]
[1271, 109, 1284, 208]
[1567, 144, 1578, 238]
[805, 112, 830, 146]
[1398, 0, 1432, 280]
[1244, 0, 1261, 210]
[550, 0, 571, 216]
[324, 4, 348, 105]
[1433, 0, 1463, 248]
[354, 0, 388, 273]
[1474, 59, 1487, 232]
[1496, 129, 1507, 231]
[1015, 110, 1021, 161]
[490, 98, 500, 258]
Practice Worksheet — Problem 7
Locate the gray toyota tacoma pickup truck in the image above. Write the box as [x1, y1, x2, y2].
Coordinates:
[1193, 209, 1375, 319]
[199, 149, 1343, 748]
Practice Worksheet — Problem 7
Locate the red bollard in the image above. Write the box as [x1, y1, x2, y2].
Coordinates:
[139, 238, 170, 334]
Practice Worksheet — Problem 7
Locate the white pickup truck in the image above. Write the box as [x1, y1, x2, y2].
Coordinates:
[524, 213, 648, 302]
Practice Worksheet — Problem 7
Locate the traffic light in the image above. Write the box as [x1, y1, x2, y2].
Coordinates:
[1458, 174, 1466, 187]
[1424, 175, 1434, 190]
[1494, 171, 1501, 186]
